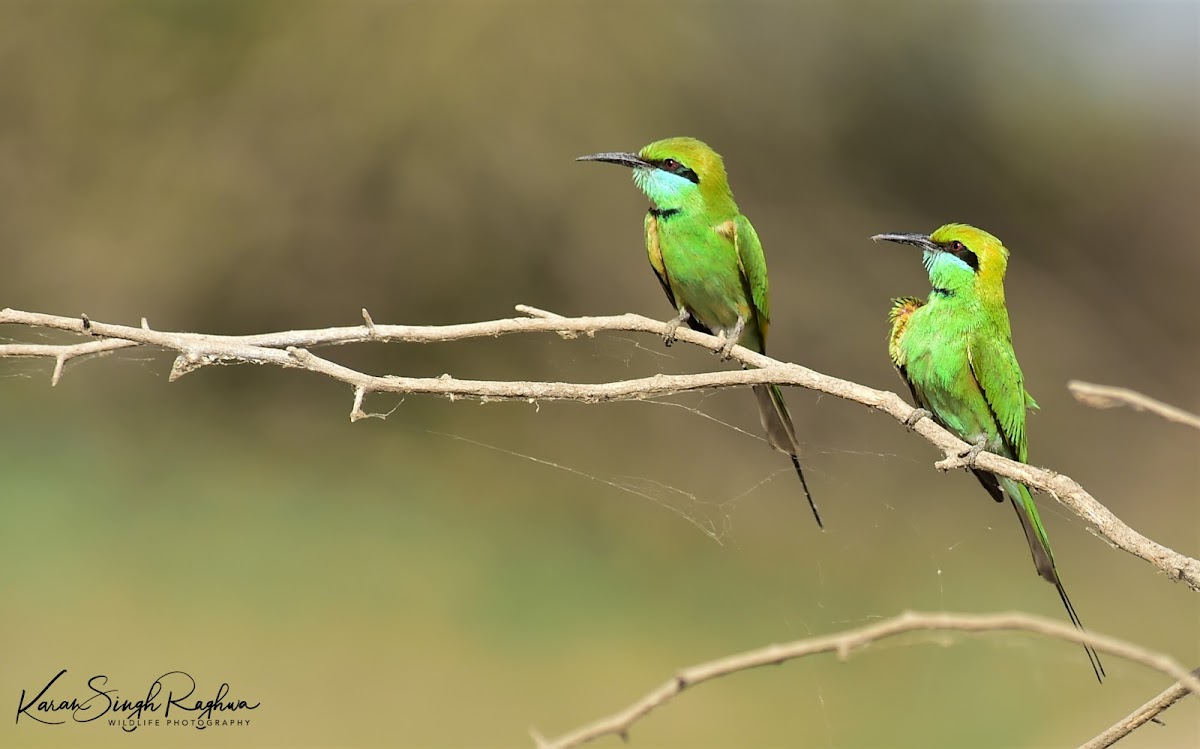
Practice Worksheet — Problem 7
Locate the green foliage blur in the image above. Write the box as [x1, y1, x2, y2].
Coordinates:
[2, 1, 1197, 747]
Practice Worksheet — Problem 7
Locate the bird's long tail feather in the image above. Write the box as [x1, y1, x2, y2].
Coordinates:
[753, 382, 821, 528]
[1002, 476, 1105, 682]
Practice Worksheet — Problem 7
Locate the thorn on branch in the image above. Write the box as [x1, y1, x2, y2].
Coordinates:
[362, 308, 380, 339]
[141, 317, 151, 330]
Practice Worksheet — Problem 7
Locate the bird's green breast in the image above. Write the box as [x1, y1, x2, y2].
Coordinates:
[900, 301, 1007, 453]
[656, 214, 753, 338]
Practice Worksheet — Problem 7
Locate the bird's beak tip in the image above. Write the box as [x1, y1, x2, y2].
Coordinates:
[872, 232, 933, 249]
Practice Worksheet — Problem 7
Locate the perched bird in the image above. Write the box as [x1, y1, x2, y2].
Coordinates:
[875, 223, 1104, 681]
[578, 137, 821, 527]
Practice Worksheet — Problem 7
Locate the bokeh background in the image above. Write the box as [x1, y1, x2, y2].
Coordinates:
[1, 1, 1197, 747]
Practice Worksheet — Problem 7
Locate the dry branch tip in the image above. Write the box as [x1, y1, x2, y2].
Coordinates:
[1068, 380, 1200, 431]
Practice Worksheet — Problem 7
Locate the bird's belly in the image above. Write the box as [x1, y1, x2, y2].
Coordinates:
[904, 335, 999, 450]
[660, 240, 749, 334]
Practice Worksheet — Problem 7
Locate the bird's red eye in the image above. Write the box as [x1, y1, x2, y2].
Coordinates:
[951, 241, 964, 251]
[663, 158, 678, 169]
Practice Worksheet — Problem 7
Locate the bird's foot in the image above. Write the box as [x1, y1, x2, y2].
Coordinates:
[662, 310, 690, 347]
[936, 435, 989, 472]
[902, 408, 931, 431]
[961, 435, 989, 468]
[717, 334, 738, 360]
[715, 316, 746, 361]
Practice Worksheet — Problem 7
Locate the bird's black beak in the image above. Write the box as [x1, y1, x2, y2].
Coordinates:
[871, 232, 941, 253]
[576, 151, 653, 170]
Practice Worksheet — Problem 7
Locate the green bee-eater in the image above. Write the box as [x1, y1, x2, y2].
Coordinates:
[578, 137, 821, 527]
[876, 223, 1103, 680]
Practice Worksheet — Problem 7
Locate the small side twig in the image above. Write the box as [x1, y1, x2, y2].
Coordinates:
[1069, 380, 1200, 431]
[0, 339, 138, 386]
[531, 610, 1200, 749]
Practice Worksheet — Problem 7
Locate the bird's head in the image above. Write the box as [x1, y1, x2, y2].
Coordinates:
[577, 136, 735, 213]
[872, 223, 1010, 301]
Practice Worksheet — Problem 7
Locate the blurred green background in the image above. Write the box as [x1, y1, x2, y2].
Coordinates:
[2, 1, 1197, 747]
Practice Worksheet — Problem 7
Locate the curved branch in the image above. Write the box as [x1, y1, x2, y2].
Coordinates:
[1078, 667, 1200, 749]
[1069, 380, 1200, 431]
[1, 305, 1198, 590]
[528, 610, 1200, 749]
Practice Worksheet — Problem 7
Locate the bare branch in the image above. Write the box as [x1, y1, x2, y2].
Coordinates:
[1, 305, 1198, 591]
[530, 610, 1200, 749]
[0, 338, 137, 386]
[1068, 380, 1200, 431]
[1077, 667, 1200, 749]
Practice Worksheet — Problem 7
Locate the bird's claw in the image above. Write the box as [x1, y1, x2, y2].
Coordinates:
[662, 323, 680, 347]
[903, 408, 931, 431]
[661, 311, 690, 347]
[717, 335, 737, 360]
[960, 436, 989, 468]
[936, 436, 989, 472]
[715, 316, 746, 360]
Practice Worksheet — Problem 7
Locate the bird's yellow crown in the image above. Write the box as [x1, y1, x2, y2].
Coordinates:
[929, 223, 1010, 296]
[637, 136, 737, 212]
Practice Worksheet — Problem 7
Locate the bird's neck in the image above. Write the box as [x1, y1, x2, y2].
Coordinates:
[925, 287, 1012, 333]
[647, 194, 738, 224]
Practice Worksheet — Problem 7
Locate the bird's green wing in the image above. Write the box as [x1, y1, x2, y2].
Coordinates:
[643, 212, 679, 311]
[967, 331, 1030, 462]
[722, 214, 771, 337]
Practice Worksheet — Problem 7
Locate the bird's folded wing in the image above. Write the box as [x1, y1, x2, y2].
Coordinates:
[643, 212, 678, 311]
[723, 214, 771, 337]
[967, 333, 1030, 462]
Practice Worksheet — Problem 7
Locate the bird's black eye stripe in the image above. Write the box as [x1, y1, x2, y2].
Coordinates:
[651, 158, 700, 184]
[945, 239, 980, 272]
